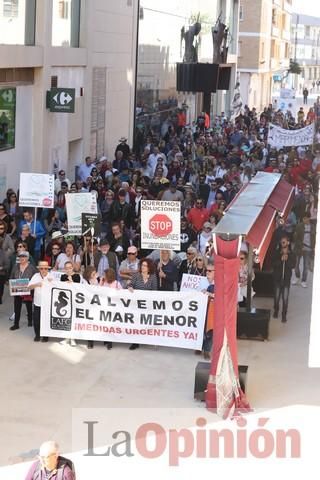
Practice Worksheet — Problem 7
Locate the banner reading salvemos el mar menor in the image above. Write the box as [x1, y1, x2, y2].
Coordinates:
[40, 282, 207, 349]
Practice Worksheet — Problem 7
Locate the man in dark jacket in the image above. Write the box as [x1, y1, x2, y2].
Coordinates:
[272, 234, 296, 323]
[292, 212, 315, 288]
[109, 189, 133, 228]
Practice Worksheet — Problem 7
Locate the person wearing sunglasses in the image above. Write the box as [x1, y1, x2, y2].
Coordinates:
[17, 224, 36, 258]
[28, 261, 54, 342]
[190, 254, 207, 276]
[54, 169, 71, 194]
[9, 241, 36, 276]
[186, 198, 210, 233]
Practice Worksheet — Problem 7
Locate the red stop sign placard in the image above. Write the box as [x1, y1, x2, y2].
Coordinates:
[149, 214, 172, 237]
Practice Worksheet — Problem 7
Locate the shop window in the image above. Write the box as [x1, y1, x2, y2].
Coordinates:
[3, 0, 19, 17]
[52, 0, 81, 47]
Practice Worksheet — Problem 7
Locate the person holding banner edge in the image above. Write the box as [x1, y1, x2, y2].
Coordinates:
[127, 257, 158, 350]
[28, 261, 54, 342]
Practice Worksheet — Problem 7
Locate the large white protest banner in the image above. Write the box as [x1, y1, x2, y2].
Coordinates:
[65, 192, 97, 234]
[40, 282, 206, 349]
[141, 200, 181, 250]
[19, 173, 55, 208]
[268, 123, 314, 149]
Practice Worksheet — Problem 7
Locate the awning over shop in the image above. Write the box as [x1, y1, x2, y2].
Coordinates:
[213, 172, 295, 265]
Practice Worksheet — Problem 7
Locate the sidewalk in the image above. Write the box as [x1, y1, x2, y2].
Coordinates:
[0, 272, 319, 471]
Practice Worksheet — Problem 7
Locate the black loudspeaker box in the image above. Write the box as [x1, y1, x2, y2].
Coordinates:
[237, 308, 270, 341]
[217, 66, 232, 90]
[176, 63, 219, 93]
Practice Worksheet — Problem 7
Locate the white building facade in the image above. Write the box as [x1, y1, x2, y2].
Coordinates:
[0, 0, 138, 195]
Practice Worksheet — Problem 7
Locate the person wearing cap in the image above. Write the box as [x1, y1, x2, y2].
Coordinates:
[115, 136, 130, 160]
[109, 189, 133, 228]
[119, 246, 139, 287]
[54, 170, 71, 194]
[161, 181, 184, 203]
[28, 261, 54, 342]
[94, 239, 119, 279]
[9, 251, 37, 331]
[9, 240, 36, 276]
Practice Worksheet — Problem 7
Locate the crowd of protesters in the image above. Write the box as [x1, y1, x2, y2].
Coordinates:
[0, 97, 319, 355]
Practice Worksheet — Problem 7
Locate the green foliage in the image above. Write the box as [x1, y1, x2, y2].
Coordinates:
[289, 60, 302, 75]
[189, 11, 213, 35]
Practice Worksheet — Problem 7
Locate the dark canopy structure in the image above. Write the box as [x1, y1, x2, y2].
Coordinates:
[206, 173, 294, 418]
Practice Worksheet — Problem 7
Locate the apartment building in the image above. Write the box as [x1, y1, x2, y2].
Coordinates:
[238, 0, 292, 110]
[0, 0, 138, 194]
[291, 13, 320, 92]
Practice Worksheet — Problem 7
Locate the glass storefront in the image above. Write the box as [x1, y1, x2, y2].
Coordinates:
[135, 0, 222, 142]
[0, 0, 36, 45]
[0, 87, 16, 151]
[52, 0, 81, 47]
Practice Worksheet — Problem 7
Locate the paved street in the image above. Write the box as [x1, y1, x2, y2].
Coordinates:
[1, 270, 319, 469]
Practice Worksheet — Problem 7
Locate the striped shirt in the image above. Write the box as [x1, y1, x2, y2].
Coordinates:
[128, 273, 158, 291]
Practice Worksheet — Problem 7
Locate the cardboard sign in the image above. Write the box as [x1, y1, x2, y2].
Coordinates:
[141, 200, 181, 251]
[19, 173, 55, 208]
[180, 273, 209, 292]
[65, 193, 98, 235]
[9, 278, 31, 296]
[81, 213, 101, 237]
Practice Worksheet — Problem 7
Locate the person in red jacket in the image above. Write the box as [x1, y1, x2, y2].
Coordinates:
[187, 198, 209, 232]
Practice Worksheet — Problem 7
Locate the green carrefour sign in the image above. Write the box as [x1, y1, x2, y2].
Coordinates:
[0, 88, 16, 151]
[48, 88, 75, 113]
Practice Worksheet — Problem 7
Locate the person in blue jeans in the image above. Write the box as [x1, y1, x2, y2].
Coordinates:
[19, 209, 46, 263]
[272, 234, 296, 323]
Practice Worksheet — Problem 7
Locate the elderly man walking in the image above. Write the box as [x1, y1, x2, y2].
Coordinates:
[25, 441, 75, 480]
